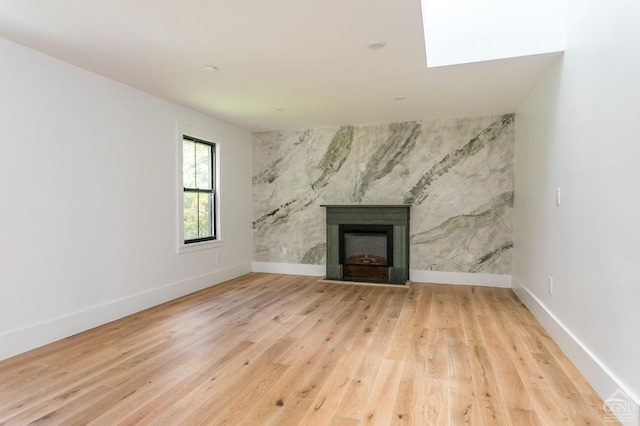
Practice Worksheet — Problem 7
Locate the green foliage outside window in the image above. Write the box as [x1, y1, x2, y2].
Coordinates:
[183, 137, 215, 242]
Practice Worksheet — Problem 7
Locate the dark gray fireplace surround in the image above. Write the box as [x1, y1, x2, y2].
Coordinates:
[321, 205, 410, 284]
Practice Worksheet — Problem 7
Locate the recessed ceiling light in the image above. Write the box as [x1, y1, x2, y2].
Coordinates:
[201, 65, 218, 72]
[368, 41, 387, 50]
[393, 96, 406, 101]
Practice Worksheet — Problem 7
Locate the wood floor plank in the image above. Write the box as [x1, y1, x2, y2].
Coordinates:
[172, 333, 300, 414]
[384, 288, 419, 361]
[194, 362, 290, 425]
[391, 349, 422, 424]
[334, 317, 397, 421]
[527, 386, 574, 424]
[417, 378, 450, 426]
[507, 407, 543, 425]
[117, 340, 255, 424]
[360, 358, 405, 425]
[298, 347, 368, 424]
[412, 284, 433, 329]
[456, 287, 485, 346]
[0, 331, 198, 422]
[238, 289, 376, 425]
[468, 344, 510, 425]
[476, 314, 534, 412]
[531, 351, 606, 423]
[446, 327, 482, 425]
[0, 273, 611, 425]
[493, 310, 547, 389]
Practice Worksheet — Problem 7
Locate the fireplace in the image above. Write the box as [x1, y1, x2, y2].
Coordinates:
[321, 205, 410, 284]
[340, 224, 393, 282]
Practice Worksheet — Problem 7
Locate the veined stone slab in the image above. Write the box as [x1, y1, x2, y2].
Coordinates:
[252, 114, 514, 275]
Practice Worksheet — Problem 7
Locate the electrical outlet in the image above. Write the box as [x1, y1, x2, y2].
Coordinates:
[548, 276, 553, 294]
[282, 246, 288, 255]
[556, 188, 561, 206]
[360, 162, 366, 172]
[465, 254, 474, 264]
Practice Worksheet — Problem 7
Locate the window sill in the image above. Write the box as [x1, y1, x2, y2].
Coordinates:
[177, 239, 223, 254]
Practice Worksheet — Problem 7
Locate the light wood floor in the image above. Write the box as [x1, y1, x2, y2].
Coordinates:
[0, 273, 613, 425]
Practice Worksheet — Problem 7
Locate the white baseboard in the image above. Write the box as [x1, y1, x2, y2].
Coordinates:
[410, 270, 511, 288]
[252, 262, 326, 276]
[0, 262, 252, 362]
[251, 262, 511, 288]
[512, 279, 639, 421]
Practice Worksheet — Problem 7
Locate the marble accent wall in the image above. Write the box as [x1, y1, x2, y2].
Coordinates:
[253, 114, 514, 274]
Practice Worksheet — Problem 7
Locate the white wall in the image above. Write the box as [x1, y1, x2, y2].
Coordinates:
[514, 0, 640, 406]
[0, 37, 253, 360]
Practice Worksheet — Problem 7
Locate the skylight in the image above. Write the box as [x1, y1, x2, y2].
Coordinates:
[421, 0, 566, 67]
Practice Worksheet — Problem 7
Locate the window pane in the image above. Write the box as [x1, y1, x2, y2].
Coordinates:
[198, 192, 213, 238]
[184, 192, 198, 240]
[195, 143, 212, 190]
[182, 135, 216, 244]
[183, 140, 196, 188]
[184, 191, 214, 242]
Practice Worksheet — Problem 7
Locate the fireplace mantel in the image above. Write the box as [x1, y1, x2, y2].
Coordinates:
[320, 204, 410, 208]
[321, 204, 410, 284]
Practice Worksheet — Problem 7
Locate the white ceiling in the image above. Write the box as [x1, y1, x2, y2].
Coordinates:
[0, 0, 561, 132]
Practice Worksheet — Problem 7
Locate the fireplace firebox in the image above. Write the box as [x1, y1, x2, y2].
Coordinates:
[339, 224, 393, 282]
[321, 205, 410, 284]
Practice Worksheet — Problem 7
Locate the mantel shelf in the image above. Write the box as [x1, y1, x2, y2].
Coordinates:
[320, 204, 410, 208]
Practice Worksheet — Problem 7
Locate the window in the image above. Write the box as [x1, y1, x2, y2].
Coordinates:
[182, 135, 216, 244]
[177, 123, 221, 253]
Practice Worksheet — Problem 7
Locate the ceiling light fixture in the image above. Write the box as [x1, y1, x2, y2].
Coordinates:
[368, 41, 387, 50]
[201, 65, 218, 72]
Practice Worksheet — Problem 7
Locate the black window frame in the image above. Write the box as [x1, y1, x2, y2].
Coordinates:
[182, 135, 217, 244]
